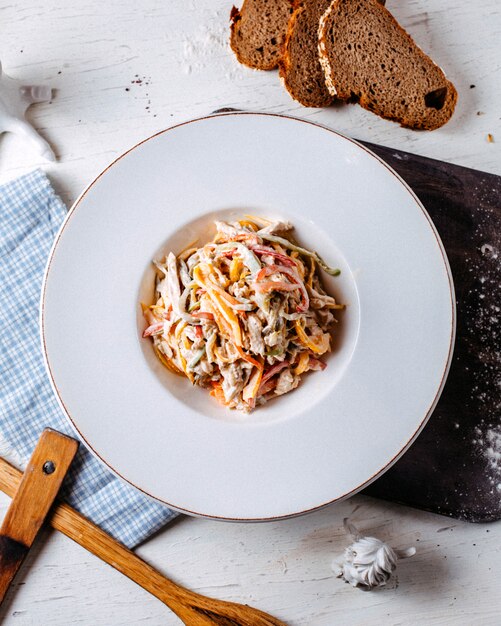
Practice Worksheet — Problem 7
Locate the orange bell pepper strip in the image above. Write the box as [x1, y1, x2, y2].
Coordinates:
[154, 347, 184, 377]
[193, 264, 244, 345]
[293, 351, 311, 376]
[209, 291, 243, 347]
[243, 367, 263, 405]
[294, 319, 330, 355]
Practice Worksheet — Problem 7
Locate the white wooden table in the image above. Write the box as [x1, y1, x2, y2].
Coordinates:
[1, 1, 500, 624]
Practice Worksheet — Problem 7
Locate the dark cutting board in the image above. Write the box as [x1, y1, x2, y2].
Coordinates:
[213, 110, 501, 522]
[360, 141, 501, 523]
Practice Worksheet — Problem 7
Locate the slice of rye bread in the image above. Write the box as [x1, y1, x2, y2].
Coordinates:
[318, 0, 457, 129]
[230, 0, 294, 70]
[279, 0, 334, 107]
[279, 0, 385, 108]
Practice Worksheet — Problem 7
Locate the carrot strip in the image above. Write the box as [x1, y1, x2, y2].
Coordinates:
[236, 345, 263, 370]
[210, 382, 229, 405]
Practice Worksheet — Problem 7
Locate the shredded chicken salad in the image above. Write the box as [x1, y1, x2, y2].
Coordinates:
[141, 217, 344, 412]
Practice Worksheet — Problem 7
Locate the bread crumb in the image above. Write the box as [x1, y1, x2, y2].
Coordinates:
[487, 134, 494, 143]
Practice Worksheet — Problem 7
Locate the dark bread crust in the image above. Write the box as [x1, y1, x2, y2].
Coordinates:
[230, 0, 294, 70]
[318, 0, 457, 129]
[279, 0, 334, 107]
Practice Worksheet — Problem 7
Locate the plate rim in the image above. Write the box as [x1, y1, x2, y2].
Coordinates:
[40, 111, 456, 520]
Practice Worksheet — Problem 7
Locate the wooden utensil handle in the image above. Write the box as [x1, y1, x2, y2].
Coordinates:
[0, 456, 286, 625]
[0, 454, 195, 612]
[0, 429, 78, 604]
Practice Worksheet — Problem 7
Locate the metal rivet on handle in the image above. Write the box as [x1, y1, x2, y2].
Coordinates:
[42, 461, 56, 475]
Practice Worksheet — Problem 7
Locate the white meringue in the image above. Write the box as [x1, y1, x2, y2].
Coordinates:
[334, 518, 416, 590]
[0, 61, 55, 161]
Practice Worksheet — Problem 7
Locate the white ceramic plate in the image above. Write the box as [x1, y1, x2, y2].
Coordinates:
[42, 113, 455, 520]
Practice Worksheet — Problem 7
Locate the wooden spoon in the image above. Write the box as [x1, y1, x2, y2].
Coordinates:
[0, 454, 287, 625]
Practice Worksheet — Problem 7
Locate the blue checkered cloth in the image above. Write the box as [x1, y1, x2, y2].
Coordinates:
[0, 170, 177, 548]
